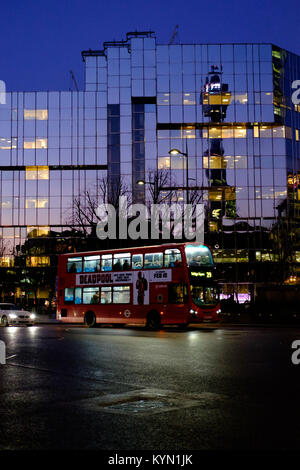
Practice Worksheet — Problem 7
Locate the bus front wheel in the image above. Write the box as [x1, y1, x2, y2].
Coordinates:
[146, 311, 161, 330]
[84, 311, 96, 328]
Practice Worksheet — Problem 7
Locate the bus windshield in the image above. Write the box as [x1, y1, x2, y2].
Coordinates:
[190, 285, 218, 307]
[185, 245, 213, 267]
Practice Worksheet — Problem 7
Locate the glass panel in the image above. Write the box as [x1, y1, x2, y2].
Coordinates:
[113, 253, 131, 270]
[101, 254, 112, 271]
[25, 166, 49, 180]
[168, 284, 188, 304]
[191, 285, 218, 306]
[144, 252, 163, 269]
[101, 287, 112, 304]
[24, 109, 48, 120]
[64, 288, 74, 303]
[83, 287, 100, 304]
[67, 257, 82, 273]
[24, 138, 47, 149]
[164, 249, 182, 267]
[132, 254, 143, 269]
[83, 255, 100, 273]
[185, 245, 213, 267]
[113, 286, 130, 304]
[75, 288, 82, 305]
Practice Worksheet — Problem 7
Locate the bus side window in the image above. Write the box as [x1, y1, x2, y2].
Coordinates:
[83, 255, 100, 273]
[83, 287, 100, 304]
[75, 288, 82, 305]
[144, 252, 163, 269]
[101, 287, 112, 304]
[67, 257, 82, 273]
[101, 254, 112, 271]
[113, 253, 131, 271]
[113, 286, 130, 304]
[64, 288, 74, 303]
[164, 249, 182, 268]
[132, 254, 143, 270]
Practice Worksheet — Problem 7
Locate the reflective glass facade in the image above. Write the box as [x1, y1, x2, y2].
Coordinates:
[1, 31, 300, 305]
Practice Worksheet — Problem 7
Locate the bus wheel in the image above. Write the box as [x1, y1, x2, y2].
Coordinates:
[146, 311, 161, 330]
[84, 311, 96, 328]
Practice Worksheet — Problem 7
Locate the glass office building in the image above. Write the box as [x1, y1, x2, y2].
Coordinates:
[0, 31, 299, 306]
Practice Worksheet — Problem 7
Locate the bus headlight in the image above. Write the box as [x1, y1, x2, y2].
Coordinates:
[217, 309, 221, 314]
[30, 314, 36, 320]
[189, 309, 197, 315]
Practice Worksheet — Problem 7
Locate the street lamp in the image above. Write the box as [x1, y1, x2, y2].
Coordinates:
[136, 179, 160, 201]
[168, 147, 189, 204]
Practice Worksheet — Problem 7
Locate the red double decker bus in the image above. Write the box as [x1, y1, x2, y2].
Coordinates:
[56, 243, 220, 328]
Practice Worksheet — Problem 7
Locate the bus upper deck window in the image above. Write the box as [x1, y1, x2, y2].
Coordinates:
[144, 252, 163, 269]
[185, 245, 213, 267]
[164, 249, 182, 268]
[113, 253, 131, 271]
[83, 255, 100, 273]
[101, 254, 112, 271]
[67, 257, 82, 273]
[132, 254, 143, 270]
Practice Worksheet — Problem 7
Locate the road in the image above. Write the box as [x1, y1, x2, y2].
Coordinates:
[0, 323, 300, 450]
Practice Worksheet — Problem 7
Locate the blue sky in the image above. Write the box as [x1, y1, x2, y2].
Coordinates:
[1, 0, 299, 91]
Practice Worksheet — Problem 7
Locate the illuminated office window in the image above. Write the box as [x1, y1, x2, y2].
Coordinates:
[203, 126, 247, 139]
[0, 256, 14, 267]
[158, 156, 170, 169]
[26, 256, 50, 267]
[234, 126, 247, 138]
[296, 129, 299, 141]
[25, 198, 48, 209]
[24, 109, 48, 120]
[183, 93, 196, 105]
[0, 138, 17, 149]
[182, 127, 195, 138]
[203, 156, 226, 169]
[27, 226, 50, 237]
[25, 166, 49, 180]
[24, 138, 47, 149]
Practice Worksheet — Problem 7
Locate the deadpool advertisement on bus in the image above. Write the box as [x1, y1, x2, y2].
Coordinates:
[133, 271, 149, 305]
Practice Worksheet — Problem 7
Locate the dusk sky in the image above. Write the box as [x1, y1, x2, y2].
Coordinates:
[0, 0, 299, 92]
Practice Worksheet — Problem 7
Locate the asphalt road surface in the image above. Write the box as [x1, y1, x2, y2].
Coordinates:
[0, 323, 300, 450]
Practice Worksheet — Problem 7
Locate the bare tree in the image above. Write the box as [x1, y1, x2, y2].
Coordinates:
[69, 175, 131, 238]
[146, 168, 205, 241]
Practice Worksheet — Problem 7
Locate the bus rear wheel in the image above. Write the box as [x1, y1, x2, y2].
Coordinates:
[146, 311, 161, 330]
[84, 311, 96, 328]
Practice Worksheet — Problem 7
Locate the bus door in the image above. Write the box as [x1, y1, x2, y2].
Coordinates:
[166, 283, 189, 322]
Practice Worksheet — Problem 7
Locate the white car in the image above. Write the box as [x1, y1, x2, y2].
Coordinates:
[0, 303, 35, 326]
